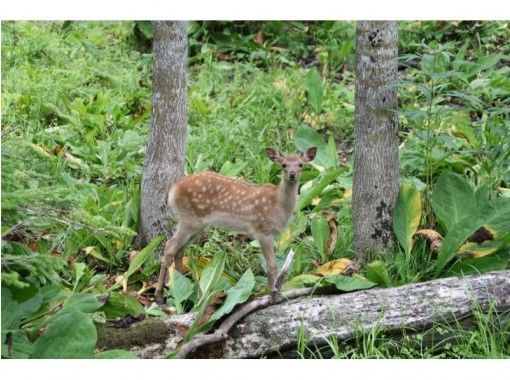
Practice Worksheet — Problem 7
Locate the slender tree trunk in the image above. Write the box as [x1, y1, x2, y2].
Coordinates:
[353, 21, 399, 261]
[135, 21, 188, 248]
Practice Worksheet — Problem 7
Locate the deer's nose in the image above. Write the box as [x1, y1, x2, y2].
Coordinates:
[289, 171, 296, 179]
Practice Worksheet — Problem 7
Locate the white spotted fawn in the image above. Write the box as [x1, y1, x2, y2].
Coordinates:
[155, 147, 317, 304]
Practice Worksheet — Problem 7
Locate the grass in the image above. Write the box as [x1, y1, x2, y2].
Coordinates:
[1, 20, 509, 359]
[294, 301, 510, 359]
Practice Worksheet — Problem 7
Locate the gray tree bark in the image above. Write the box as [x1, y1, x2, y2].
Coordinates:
[135, 21, 188, 248]
[96, 271, 510, 358]
[353, 21, 399, 261]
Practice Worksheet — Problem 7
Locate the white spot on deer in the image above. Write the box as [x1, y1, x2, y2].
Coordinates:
[254, 199, 259, 205]
[216, 185, 221, 191]
[261, 196, 267, 203]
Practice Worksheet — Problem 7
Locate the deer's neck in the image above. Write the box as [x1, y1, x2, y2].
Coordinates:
[277, 179, 299, 223]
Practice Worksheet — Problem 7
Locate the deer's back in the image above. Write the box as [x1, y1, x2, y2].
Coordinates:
[168, 172, 278, 233]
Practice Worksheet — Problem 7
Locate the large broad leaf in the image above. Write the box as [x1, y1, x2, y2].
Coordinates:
[435, 197, 510, 276]
[209, 268, 255, 322]
[3, 330, 33, 358]
[95, 350, 139, 359]
[2, 288, 21, 357]
[430, 171, 477, 230]
[8, 281, 43, 320]
[282, 274, 321, 291]
[196, 251, 226, 309]
[311, 215, 329, 258]
[56, 293, 107, 318]
[393, 183, 422, 255]
[324, 275, 376, 292]
[169, 271, 195, 314]
[366, 260, 392, 287]
[298, 167, 343, 210]
[30, 310, 97, 358]
[295, 126, 336, 169]
[304, 68, 324, 114]
[100, 292, 145, 319]
[447, 256, 507, 277]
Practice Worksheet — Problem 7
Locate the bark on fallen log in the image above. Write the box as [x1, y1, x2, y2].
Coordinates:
[96, 270, 510, 358]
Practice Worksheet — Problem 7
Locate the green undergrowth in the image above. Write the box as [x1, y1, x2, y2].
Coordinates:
[2, 21, 509, 359]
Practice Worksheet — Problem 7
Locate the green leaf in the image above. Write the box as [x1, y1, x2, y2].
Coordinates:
[8, 281, 43, 320]
[209, 269, 255, 322]
[219, 160, 247, 177]
[95, 349, 139, 359]
[2, 288, 21, 352]
[467, 54, 503, 77]
[135, 21, 154, 39]
[282, 274, 321, 291]
[30, 310, 97, 358]
[447, 256, 507, 277]
[311, 215, 329, 258]
[196, 251, 226, 309]
[295, 126, 336, 169]
[435, 197, 510, 276]
[169, 271, 195, 314]
[57, 293, 107, 317]
[73, 262, 87, 291]
[100, 292, 144, 319]
[116, 235, 164, 288]
[298, 168, 343, 210]
[324, 275, 376, 292]
[430, 171, 477, 230]
[304, 68, 324, 113]
[3, 330, 33, 358]
[393, 183, 422, 255]
[366, 260, 392, 287]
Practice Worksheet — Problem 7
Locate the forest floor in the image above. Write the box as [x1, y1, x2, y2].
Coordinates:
[1, 21, 510, 358]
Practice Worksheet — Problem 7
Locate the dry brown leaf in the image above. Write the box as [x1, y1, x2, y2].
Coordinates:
[128, 250, 140, 264]
[198, 292, 226, 325]
[414, 229, 443, 253]
[323, 211, 338, 256]
[467, 226, 494, 244]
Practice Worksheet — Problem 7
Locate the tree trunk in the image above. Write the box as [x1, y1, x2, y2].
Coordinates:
[135, 21, 188, 248]
[96, 271, 510, 358]
[353, 21, 399, 261]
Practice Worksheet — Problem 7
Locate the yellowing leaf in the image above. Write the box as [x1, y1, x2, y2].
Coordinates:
[83, 246, 109, 263]
[394, 183, 422, 255]
[314, 258, 356, 276]
[458, 242, 500, 258]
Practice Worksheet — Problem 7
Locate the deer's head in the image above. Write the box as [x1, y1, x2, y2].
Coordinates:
[266, 147, 317, 182]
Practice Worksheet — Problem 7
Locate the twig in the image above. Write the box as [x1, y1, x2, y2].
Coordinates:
[273, 249, 295, 292]
[176, 250, 312, 359]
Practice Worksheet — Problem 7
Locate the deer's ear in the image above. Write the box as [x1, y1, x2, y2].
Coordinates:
[266, 148, 283, 163]
[301, 147, 317, 162]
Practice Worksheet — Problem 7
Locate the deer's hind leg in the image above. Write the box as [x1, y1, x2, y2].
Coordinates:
[154, 224, 197, 304]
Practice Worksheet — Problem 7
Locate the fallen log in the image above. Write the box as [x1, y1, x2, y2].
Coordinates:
[96, 270, 510, 358]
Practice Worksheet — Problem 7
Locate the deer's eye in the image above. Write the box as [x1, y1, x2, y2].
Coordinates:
[299, 163, 303, 168]
[282, 164, 287, 168]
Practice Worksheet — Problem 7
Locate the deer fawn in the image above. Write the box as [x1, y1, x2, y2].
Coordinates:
[154, 147, 317, 304]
